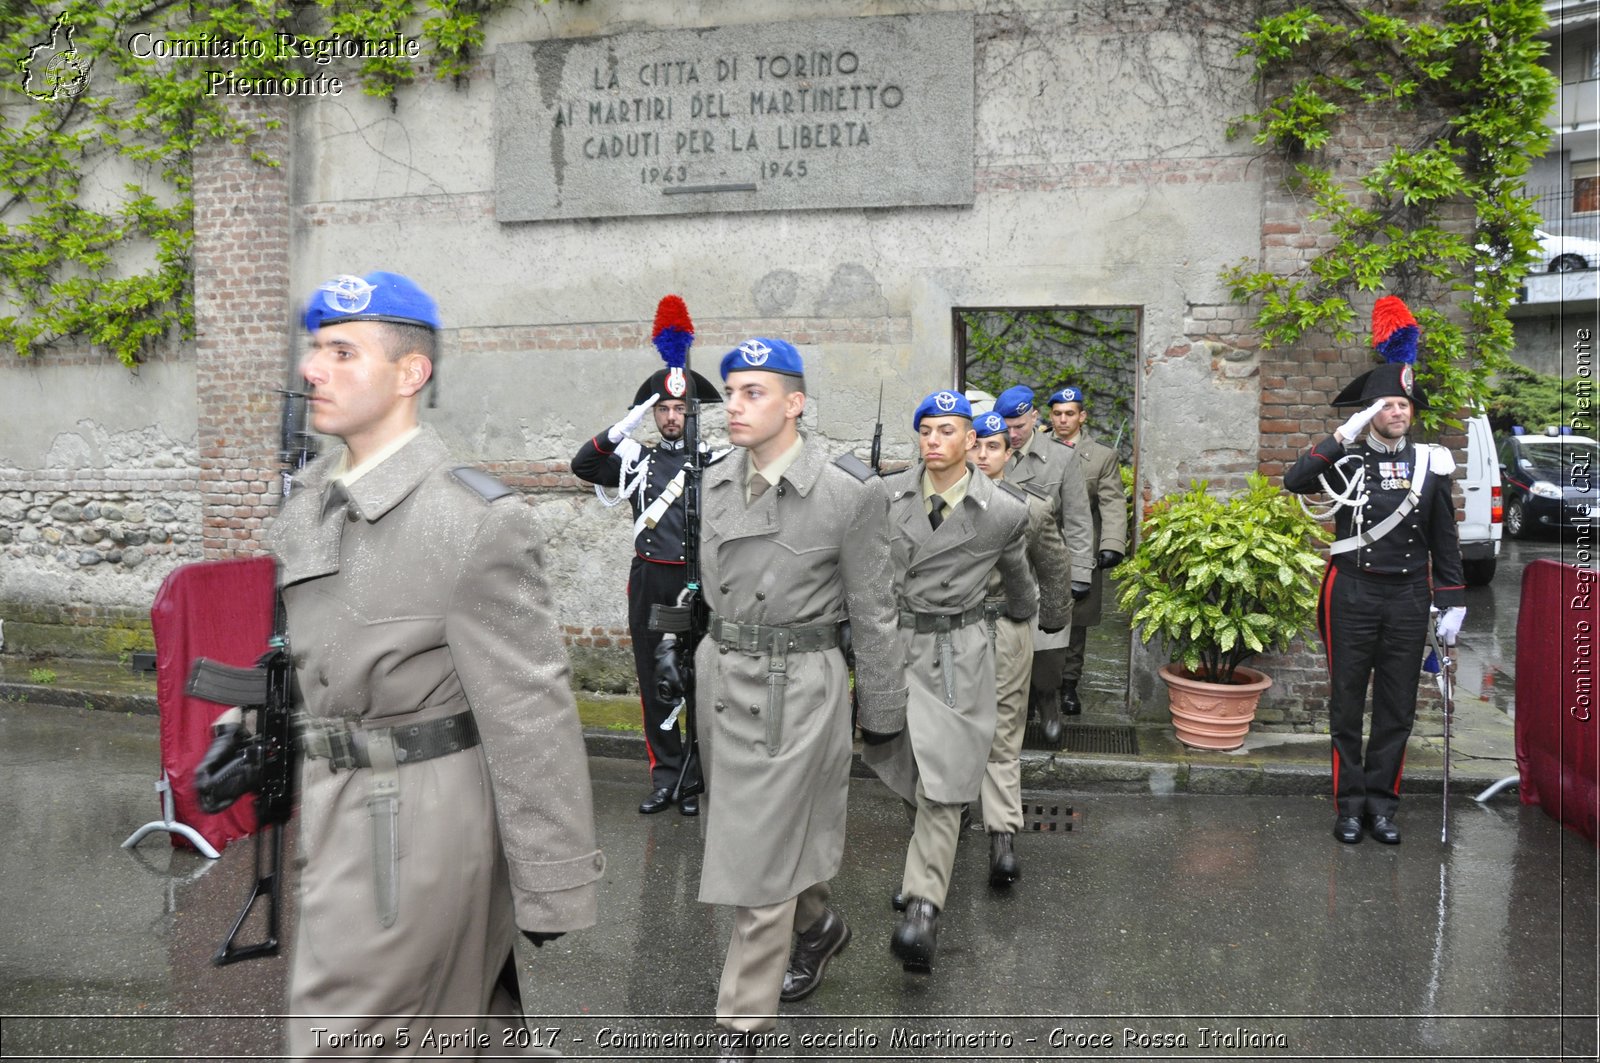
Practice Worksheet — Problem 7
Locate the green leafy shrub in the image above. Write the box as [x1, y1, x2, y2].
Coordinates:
[1484, 362, 1582, 435]
[1112, 473, 1329, 683]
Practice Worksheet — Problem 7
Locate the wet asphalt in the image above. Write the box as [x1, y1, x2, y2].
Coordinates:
[1, 692, 1596, 1062]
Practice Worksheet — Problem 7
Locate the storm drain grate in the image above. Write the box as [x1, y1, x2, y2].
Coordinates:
[1021, 797, 1077, 833]
[1060, 724, 1138, 755]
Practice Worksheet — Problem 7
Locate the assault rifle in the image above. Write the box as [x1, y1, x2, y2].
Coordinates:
[649, 393, 708, 805]
[187, 386, 316, 965]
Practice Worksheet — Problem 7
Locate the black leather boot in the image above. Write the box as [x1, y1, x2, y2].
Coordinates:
[779, 908, 850, 1002]
[988, 832, 1020, 887]
[1060, 679, 1082, 716]
[889, 897, 940, 973]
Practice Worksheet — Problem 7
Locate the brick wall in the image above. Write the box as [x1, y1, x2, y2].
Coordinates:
[1244, 101, 1474, 727]
[192, 98, 294, 559]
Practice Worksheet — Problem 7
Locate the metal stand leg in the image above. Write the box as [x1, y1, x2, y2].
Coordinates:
[121, 771, 221, 859]
[1475, 776, 1519, 803]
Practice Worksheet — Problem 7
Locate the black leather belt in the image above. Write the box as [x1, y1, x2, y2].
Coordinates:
[897, 603, 987, 633]
[299, 710, 480, 772]
[708, 614, 841, 655]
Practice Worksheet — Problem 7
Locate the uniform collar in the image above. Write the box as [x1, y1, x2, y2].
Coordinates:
[659, 436, 687, 452]
[1365, 433, 1408, 455]
[709, 433, 826, 498]
[307, 424, 449, 525]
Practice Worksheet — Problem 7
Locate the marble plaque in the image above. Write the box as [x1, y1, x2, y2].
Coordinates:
[495, 13, 974, 221]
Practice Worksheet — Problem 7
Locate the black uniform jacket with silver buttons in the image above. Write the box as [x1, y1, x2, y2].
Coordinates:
[572, 434, 692, 563]
[1284, 434, 1465, 609]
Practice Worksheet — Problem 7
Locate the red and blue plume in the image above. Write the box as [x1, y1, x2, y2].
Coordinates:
[1371, 295, 1418, 365]
[652, 295, 694, 369]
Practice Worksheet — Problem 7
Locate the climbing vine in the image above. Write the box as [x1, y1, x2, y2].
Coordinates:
[1224, 0, 1556, 429]
[0, 0, 516, 367]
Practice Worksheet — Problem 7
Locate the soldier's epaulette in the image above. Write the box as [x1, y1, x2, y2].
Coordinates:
[994, 480, 1028, 504]
[1014, 480, 1049, 502]
[832, 452, 877, 482]
[450, 466, 515, 503]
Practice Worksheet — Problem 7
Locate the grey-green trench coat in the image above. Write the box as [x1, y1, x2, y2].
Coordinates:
[864, 464, 1036, 805]
[270, 427, 603, 1057]
[694, 436, 907, 908]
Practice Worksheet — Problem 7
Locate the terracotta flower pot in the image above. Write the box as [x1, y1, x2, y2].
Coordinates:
[1158, 663, 1273, 751]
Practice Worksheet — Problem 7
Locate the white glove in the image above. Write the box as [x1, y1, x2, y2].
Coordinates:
[606, 394, 660, 444]
[1436, 605, 1466, 645]
[1335, 398, 1387, 444]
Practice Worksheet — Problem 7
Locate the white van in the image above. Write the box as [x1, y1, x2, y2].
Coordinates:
[1457, 411, 1502, 585]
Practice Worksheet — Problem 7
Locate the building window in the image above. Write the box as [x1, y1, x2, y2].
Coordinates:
[1575, 161, 1600, 215]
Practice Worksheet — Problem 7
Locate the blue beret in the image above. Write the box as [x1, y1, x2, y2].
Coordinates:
[720, 337, 804, 380]
[994, 386, 1036, 418]
[913, 389, 972, 431]
[303, 271, 441, 332]
[1048, 386, 1084, 406]
[973, 411, 1009, 439]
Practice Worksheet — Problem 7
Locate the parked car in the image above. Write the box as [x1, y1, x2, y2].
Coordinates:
[1458, 412, 1502, 585]
[1533, 228, 1600, 273]
[1498, 427, 1600, 538]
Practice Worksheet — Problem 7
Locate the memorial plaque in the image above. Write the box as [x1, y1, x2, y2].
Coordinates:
[494, 13, 974, 221]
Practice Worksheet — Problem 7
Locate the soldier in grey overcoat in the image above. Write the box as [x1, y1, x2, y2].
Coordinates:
[994, 385, 1093, 745]
[272, 272, 603, 1059]
[681, 337, 905, 1060]
[864, 390, 1036, 976]
[1047, 385, 1130, 716]
[969, 411, 1072, 887]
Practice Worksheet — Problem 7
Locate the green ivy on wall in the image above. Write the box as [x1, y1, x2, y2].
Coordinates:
[0, 0, 515, 367]
[1224, 0, 1557, 429]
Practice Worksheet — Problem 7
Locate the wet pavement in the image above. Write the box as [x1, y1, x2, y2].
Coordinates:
[1, 694, 1596, 1062]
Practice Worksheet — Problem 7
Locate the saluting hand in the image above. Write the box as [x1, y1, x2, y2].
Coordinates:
[1334, 398, 1387, 444]
[607, 393, 661, 444]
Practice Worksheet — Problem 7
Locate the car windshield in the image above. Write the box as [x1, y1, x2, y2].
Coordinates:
[1520, 441, 1598, 479]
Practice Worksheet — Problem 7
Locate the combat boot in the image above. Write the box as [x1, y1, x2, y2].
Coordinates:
[988, 832, 1020, 887]
[779, 907, 850, 1002]
[1060, 678, 1082, 717]
[889, 897, 940, 973]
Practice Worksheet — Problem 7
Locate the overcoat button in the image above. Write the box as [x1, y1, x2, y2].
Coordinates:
[714, 702, 725, 712]
[346, 506, 359, 522]
[719, 645, 729, 655]
[721, 584, 730, 594]
[750, 705, 760, 715]
[756, 591, 765, 601]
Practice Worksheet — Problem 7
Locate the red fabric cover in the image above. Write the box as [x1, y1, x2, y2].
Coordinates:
[1514, 559, 1599, 846]
[150, 556, 277, 852]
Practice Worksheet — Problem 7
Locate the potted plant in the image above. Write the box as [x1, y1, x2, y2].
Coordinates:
[1112, 472, 1329, 749]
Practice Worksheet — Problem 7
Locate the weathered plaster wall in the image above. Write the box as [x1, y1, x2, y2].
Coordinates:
[4, 0, 1312, 721]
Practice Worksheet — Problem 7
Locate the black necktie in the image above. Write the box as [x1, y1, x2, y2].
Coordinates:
[929, 497, 946, 531]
